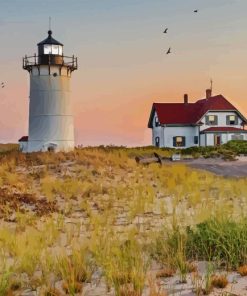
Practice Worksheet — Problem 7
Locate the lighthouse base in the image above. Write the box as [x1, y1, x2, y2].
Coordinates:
[27, 140, 74, 153]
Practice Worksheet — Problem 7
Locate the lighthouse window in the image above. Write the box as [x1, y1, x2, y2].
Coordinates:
[43, 44, 62, 55]
[44, 44, 52, 54]
[58, 45, 63, 55]
[52, 45, 59, 55]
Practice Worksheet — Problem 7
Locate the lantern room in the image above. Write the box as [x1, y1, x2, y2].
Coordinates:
[37, 30, 64, 65]
[23, 30, 77, 73]
[38, 30, 63, 55]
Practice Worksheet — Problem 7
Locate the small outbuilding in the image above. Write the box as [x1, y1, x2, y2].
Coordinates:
[18, 136, 28, 152]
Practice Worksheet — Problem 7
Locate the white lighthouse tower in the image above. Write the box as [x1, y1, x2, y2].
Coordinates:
[23, 30, 78, 152]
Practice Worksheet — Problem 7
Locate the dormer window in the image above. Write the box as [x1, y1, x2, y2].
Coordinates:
[206, 115, 218, 125]
[209, 115, 216, 123]
[227, 115, 238, 125]
[229, 115, 236, 125]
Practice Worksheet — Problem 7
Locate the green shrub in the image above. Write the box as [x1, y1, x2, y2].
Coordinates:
[151, 217, 247, 274]
[223, 140, 247, 155]
[186, 218, 247, 269]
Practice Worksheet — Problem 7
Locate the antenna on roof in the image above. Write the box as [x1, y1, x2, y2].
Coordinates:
[210, 78, 213, 94]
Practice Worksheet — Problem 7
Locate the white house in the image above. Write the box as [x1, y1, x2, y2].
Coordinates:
[148, 89, 247, 148]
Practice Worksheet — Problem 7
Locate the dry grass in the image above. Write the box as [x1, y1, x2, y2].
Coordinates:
[187, 262, 198, 273]
[211, 274, 228, 289]
[237, 265, 247, 276]
[62, 280, 83, 294]
[0, 144, 19, 153]
[0, 146, 245, 294]
[147, 276, 168, 296]
[41, 287, 62, 296]
[156, 267, 175, 278]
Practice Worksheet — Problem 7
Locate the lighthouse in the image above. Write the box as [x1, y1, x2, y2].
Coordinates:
[23, 30, 78, 152]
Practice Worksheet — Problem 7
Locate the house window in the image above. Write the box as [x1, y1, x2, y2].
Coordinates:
[194, 136, 199, 145]
[231, 134, 244, 140]
[227, 115, 238, 125]
[155, 117, 159, 127]
[155, 137, 160, 147]
[173, 136, 185, 147]
[206, 115, 218, 125]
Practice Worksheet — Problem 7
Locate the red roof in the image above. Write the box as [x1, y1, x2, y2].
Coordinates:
[148, 95, 247, 127]
[18, 136, 28, 142]
[201, 127, 247, 133]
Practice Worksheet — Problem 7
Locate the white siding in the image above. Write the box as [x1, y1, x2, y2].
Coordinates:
[27, 65, 75, 152]
[151, 114, 199, 148]
[163, 126, 199, 148]
[206, 134, 215, 146]
[205, 132, 247, 146]
[152, 112, 164, 146]
[200, 111, 243, 131]
[200, 134, 206, 146]
[201, 111, 246, 146]
[151, 110, 246, 148]
[19, 142, 28, 152]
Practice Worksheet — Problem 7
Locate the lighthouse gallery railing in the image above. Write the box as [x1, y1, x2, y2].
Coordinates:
[23, 54, 78, 72]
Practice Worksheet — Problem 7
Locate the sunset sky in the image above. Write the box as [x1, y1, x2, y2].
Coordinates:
[0, 0, 247, 146]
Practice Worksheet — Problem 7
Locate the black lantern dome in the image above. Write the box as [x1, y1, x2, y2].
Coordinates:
[37, 30, 64, 65]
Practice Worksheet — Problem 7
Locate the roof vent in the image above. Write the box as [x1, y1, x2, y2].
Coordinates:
[206, 89, 212, 99]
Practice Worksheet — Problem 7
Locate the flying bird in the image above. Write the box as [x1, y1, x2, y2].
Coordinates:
[194, 9, 198, 13]
[163, 28, 168, 33]
[166, 48, 171, 54]
[1, 82, 5, 88]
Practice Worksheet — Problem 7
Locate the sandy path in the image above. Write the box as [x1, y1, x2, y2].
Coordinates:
[185, 157, 247, 177]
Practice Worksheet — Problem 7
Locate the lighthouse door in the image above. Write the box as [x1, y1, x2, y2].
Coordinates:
[42, 143, 58, 152]
[48, 146, 55, 152]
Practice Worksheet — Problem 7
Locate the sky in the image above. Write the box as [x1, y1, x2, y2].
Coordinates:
[0, 0, 247, 146]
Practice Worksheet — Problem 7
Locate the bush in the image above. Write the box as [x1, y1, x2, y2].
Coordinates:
[172, 141, 246, 158]
[223, 140, 247, 155]
[151, 217, 247, 277]
[186, 218, 247, 269]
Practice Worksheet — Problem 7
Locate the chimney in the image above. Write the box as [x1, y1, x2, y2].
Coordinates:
[184, 94, 188, 104]
[206, 89, 212, 99]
